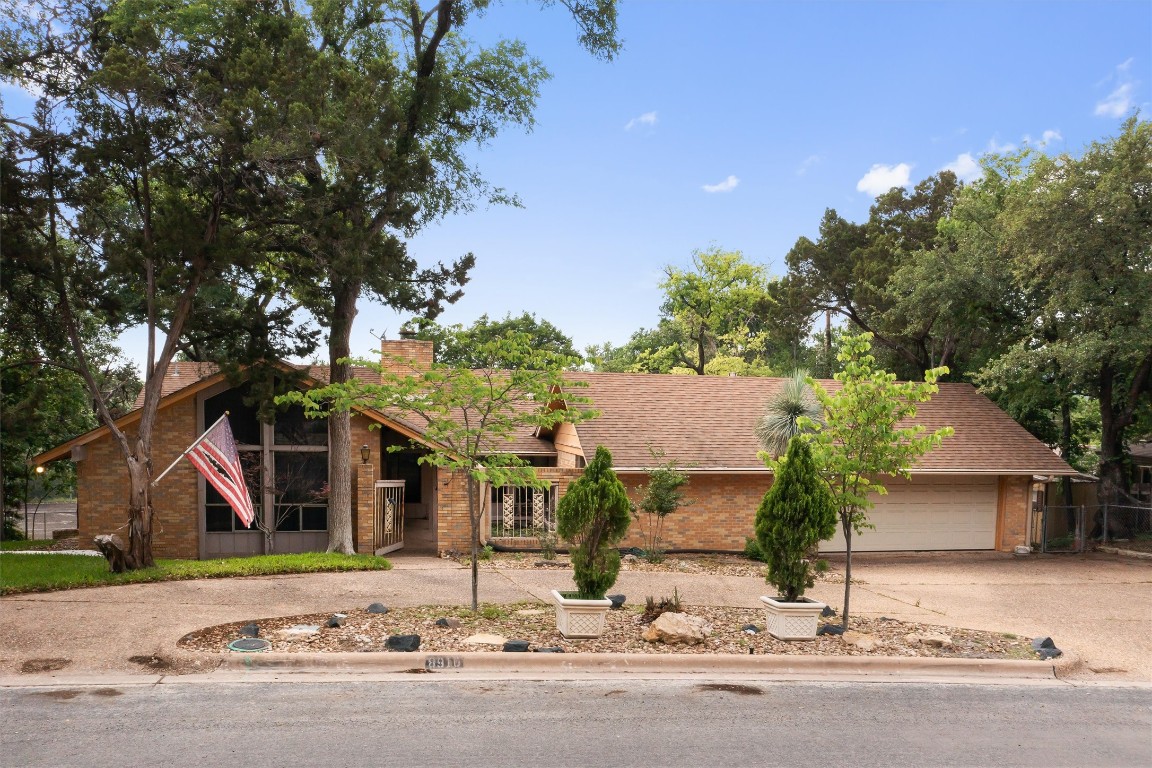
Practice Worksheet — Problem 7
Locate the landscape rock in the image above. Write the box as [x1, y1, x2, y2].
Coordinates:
[1032, 637, 1062, 659]
[821, 606, 837, 618]
[502, 640, 530, 652]
[239, 623, 260, 638]
[533, 647, 564, 653]
[817, 624, 844, 636]
[741, 624, 760, 634]
[464, 633, 507, 646]
[841, 630, 879, 651]
[435, 617, 462, 628]
[608, 595, 626, 610]
[622, 554, 639, 564]
[641, 612, 712, 645]
[367, 603, 389, 614]
[326, 614, 346, 628]
[386, 634, 421, 652]
[276, 624, 320, 638]
[906, 632, 953, 648]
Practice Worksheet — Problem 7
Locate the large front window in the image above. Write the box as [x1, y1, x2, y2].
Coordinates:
[203, 384, 328, 534]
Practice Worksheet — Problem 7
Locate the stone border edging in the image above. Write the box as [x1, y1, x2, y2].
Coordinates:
[215, 650, 1059, 680]
[1096, 546, 1152, 560]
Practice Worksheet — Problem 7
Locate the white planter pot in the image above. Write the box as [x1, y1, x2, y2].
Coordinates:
[551, 589, 612, 639]
[759, 595, 826, 640]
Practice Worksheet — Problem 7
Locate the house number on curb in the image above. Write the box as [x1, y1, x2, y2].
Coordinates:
[424, 656, 464, 671]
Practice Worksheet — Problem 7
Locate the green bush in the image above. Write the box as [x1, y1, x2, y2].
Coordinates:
[743, 536, 766, 562]
[755, 438, 837, 601]
[556, 446, 632, 599]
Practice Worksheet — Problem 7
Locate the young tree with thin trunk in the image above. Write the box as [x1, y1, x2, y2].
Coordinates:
[286, 330, 595, 610]
[803, 333, 952, 629]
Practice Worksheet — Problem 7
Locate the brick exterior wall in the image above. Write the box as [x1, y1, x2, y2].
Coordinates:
[349, 413, 379, 554]
[997, 475, 1031, 551]
[620, 472, 769, 553]
[354, 462, 375, 554]
[76, 398, 201, 559]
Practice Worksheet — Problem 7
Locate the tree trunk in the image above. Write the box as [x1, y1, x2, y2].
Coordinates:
[468, 474, 479, 611]
[1097, 363, 1131, 507]
[840, 520, 852, 630]
[125, 451, 155, 569]
[326, 277, 360, 554]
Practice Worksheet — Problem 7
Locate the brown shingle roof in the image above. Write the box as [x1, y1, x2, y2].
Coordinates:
[568, 372, 1075, 475]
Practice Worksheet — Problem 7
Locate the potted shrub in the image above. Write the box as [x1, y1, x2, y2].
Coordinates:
[552, 445, 632, 638]
[755, 436, 838, 640]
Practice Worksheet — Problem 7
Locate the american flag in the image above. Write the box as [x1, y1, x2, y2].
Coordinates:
[186, 415, 256, 528]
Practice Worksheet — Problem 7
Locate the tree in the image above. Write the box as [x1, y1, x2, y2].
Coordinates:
[556, 445, 632, 600]
[633, 448, 690, 563]
[407, 312, 581, 368]
[755, 437, 837, 602]
[993, 117, 1152, 505]
[2, 1, 298, 568]
[755, 369, 821, 458]
[249, 0, 620, 555]
[286, 330, 595, 610]
[803, 333, 953, 629]
[659, 248, 775, 375]
[786, 173, 965, 380]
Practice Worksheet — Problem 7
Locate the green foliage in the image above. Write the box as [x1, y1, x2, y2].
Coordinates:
[407, 313, 582, 369]
[633, 448, 690, 562]
[755, 438, 837, 601]
[743, 536, 766, 563]
[587, 248, 797, 375]
[0, 551, 391, 595]
[556, 446, 632, 599]
[802, 333, 953, 627]
[283, 330, 595, 609]
[755, 369, 822, 457]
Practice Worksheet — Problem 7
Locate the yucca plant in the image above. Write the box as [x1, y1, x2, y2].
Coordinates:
[755, 369, 822, 458]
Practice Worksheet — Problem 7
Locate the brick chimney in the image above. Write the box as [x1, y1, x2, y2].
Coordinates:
[380, 330, 434, 379]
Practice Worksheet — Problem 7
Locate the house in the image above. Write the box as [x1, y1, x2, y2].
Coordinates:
[32, 339, 1078, 558]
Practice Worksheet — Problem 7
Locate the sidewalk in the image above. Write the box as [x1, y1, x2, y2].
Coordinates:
[1, 551, 1148, 683]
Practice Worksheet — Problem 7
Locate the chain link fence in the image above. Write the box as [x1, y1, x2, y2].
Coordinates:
[1035, 503, 1152, 553]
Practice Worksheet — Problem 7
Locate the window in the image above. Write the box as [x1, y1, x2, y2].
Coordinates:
[490, 483, 559, 538]
[203, 385, 329, 535]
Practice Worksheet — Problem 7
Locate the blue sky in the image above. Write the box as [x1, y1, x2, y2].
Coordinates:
[6, 1, 1150, 371]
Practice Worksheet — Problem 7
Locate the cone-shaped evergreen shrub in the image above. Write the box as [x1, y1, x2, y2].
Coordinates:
[556, 445, 632, 599]
[755, 437, 837, 602]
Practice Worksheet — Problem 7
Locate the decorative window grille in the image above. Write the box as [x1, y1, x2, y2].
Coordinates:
[490, 483, 559, 538]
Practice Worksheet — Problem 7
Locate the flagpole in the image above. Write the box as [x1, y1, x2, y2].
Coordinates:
[151, 411, 230, 487]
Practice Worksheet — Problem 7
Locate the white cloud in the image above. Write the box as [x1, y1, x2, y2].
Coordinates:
[1024, 129, 1063, 148]
[855, 163, 912, 196]
[941, 153, 982, 183]
[702, 175, 740, 193]
[624, 111, 658, 131]
[796, 154, 823, 176]
[987, 137, 1017, 154]
[1095, 59, 1140, 118]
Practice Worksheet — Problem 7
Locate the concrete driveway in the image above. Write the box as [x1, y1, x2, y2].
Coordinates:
[0, 551, 1148, 682]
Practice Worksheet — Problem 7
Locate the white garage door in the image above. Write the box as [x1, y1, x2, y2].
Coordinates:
[822, 476, 998, 552]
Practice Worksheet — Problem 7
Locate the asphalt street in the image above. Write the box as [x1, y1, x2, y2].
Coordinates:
[3, 679, 1148, 767]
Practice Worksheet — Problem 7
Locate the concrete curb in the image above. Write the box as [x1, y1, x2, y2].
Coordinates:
[1096, 546, 1152, 561]
[210, 650, 1059, 681]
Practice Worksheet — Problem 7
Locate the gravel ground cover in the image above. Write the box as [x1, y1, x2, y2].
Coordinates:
[179, 549, 1039, 661]
[178, 601, 1038, 659]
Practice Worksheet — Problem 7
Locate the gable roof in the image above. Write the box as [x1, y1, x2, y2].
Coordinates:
[35, 363, 1077, 476]
[570, 372, 1076, 475]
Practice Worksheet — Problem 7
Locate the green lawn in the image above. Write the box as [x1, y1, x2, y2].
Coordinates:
[0, 539, 57, 551]
[0, 552, 392, 595]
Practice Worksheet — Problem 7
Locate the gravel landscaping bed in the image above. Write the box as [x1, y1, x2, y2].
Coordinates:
[178, 600, 1038, 661]
[472, 551, 852, 583]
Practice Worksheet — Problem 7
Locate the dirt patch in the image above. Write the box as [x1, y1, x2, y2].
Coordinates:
[21, 658, 71, 673]
[91, 688, 124, 697]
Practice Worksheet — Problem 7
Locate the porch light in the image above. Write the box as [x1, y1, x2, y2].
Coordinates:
[35, 466, 44, 474]
[360, 445, 371, 464]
